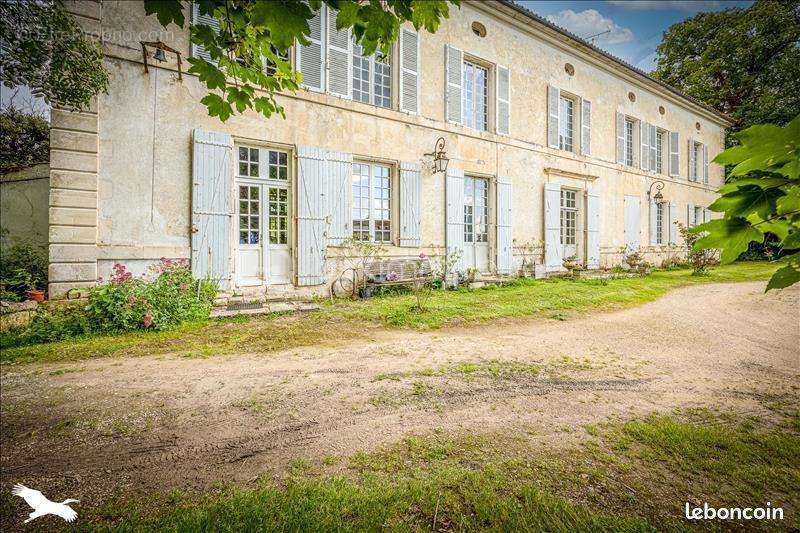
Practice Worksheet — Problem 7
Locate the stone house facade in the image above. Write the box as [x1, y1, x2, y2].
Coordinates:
[47, 0, 730, 298]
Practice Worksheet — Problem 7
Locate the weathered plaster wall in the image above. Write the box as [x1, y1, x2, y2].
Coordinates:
[51, 0, 727, 295]
[0, 164, 50, 246]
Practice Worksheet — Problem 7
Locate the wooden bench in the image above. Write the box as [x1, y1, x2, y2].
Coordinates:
[361, 258, 433, 297]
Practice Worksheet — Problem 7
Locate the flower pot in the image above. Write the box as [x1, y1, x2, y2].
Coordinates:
[25, 289, 45, 302]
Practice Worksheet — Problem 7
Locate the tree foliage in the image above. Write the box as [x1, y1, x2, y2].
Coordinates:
[144, 0, 458, 121]
[0, 108, 49, 172]
[0, 0, 109, 111]
[691, 115, 800, 290]
[652, 0, 800, 137]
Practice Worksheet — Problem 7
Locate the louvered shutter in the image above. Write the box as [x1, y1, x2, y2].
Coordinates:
[296, 146, 327, 285]
[191, 129, 233, 289]
[668, 201, 678, 244]
[640, 121, 650, 171]
[547, 85, 560, 149]
[703, 144, 709, 184]
[616, 112, 626, 164]
[704, 207, 711, 223]
[326, 8, 351, 98]
[496, 65, 510, 135]
[298, 7, 325, 91]
[445, 45, 463, 123]
[580, 99, 591, 155]
[649, 124, 657, 171]
[325, 150, 352, 246]
[688, 138, 696, 181]
[649, 199, 658, 246]
[400, 28, 419, 114]
[496, 176, 513, 274]
[586, 190, 600, 269]
[687, 203, 695, 229]
[624, 195, 641, 252]
[445, 168, 465, 272]
[669, 131, 680, 177]
[399, 161, 422, 247]
[544, 183, 562, 271]
[191, 2, 220, 63]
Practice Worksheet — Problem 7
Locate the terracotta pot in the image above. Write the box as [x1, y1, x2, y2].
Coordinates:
[25, 289, 45, 302]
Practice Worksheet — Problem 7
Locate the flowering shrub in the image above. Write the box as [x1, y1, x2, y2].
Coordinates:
[5, 259, 216, 346]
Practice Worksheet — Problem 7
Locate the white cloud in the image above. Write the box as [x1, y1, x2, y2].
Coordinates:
[545, 9, 635, 45]
[606, 1, 724, 11]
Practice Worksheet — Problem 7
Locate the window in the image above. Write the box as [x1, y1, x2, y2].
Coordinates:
[352, 44, 391, 108]
[624, 118, 635, 166]
[692, 141, 702, 181]
[559, 96, 574, 152]
[267, 150, 288, 180]
[462, 60, 488, 131]
[238, 147, 259, 177]
[464, 177, 488, 244]
[352, 162, 392, 242]
[655, 202, 664, 245]
[560, 189, 577, 245]
[238, 185, 260, 245]
[265, 46, 290, 76]
[655, 130, 665, 174]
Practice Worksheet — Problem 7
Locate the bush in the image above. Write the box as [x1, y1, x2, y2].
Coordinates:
[4, 259, 216, 346]
[0, 238, 48, 298]
[0, 108, 49, 172]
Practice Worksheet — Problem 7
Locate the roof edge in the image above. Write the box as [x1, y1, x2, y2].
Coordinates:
[487, 0, 733, 127]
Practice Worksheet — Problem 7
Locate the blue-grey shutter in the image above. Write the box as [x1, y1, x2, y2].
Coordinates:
[445, 168, 465, 272]
[326, 8, 351, 98]
[649, 124, 657, 171]
[649, 199, 658, 246]
[669, 201, 678, 244]
[544, 182, 562, 271]
[703, 144, 709, 184]
[669, 131, 680, 177]
[296, 146, 327, 285]
[640, 121, 650, 171]
[325, 150, 352, 246]
[586, 190, 600, 269]
[687, 203, 695, 229]
[299, 7, 325, 91]
[496, 66, 510, 135]
[616, 112, 625, 164]
[191, 129, 233, 289]
[496, 176, 513, 274]
[400, 29, 419, 114]
[580, 99, 591, 155]
[548, 85, 560, 149]
[688, 137, 696, 182]
[399, 161, 422, 247]
[191, 2, 220, 63]
[624, 195, 641, 252]
[445, 45, 463, 123]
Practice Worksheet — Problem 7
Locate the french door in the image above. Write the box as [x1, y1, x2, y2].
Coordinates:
[463, 176, 489, 272]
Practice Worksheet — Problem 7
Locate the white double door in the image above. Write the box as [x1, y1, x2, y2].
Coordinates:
[462, 176, 490, 272]
[237, 180, 291, 286]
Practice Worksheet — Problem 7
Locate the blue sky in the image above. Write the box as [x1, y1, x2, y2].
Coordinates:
[514, 0, 751, 71]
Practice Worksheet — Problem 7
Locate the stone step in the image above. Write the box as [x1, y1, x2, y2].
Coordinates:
[211, 300, 320, 319]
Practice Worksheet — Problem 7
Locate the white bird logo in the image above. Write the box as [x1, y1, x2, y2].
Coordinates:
[12, 484, 79, 524]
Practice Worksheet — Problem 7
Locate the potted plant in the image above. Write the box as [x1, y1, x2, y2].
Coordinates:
[14, 269, 45, 302]
[562, 255, 579, 271]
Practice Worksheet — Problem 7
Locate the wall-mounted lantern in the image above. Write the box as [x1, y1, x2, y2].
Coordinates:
[647, 180, 665, 203]
[140, 41, 182, 80]
[424, 137, 449, 174]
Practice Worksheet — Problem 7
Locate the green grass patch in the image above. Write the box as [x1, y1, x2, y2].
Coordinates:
[1, 262, 779, 365]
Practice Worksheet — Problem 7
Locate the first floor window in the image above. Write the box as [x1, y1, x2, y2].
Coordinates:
[624, 118, 635, 166]
[352, 44, 391, 108]
[692, 141, 703, 181]
[656, 202, 664, 244]
[463, 60, 488, 131]
[655, 130, 665, 174]
[560, 189, 577, 245]
[352, 162, 392, 242]
[265, 46, 290, 77]
[559, 96, 574, 152]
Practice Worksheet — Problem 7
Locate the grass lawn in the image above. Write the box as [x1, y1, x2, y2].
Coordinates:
[36, 409, 798, 531]
[0, 261, 779, 364]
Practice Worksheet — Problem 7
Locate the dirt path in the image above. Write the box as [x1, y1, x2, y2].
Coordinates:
[1, 281, 798, 512]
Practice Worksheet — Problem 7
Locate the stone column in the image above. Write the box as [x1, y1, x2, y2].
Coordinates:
[47, 0, 102, 299]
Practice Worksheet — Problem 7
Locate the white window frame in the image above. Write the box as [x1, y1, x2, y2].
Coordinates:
[352, 161, 393, 243]
[352, 43, 392, 109]
[462, 59, 489, 131]
[655, 129, 666, 174]
[655, 202, 664, 245]
[558, 94, 575, 152]
[692, 141, 703, 182]
[560, 189, 578, 246]
[624, 118, 636, 167]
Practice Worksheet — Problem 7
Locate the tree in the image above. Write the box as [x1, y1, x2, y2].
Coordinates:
[691, 115, 800, 290]
[652, 0, 800, 139]
[0, 108, 50, 172]
[0, 0, 109, 111]
[144, 0, 458, 121]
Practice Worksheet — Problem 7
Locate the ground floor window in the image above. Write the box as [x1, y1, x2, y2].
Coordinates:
[463, 176, 488, 243]
[352, 162, 392, 242]
[656, 202, 664, 244]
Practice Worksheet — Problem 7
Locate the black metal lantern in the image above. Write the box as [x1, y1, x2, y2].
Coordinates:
[425, 137, 449, 174]
[648, 180, 665, 203]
